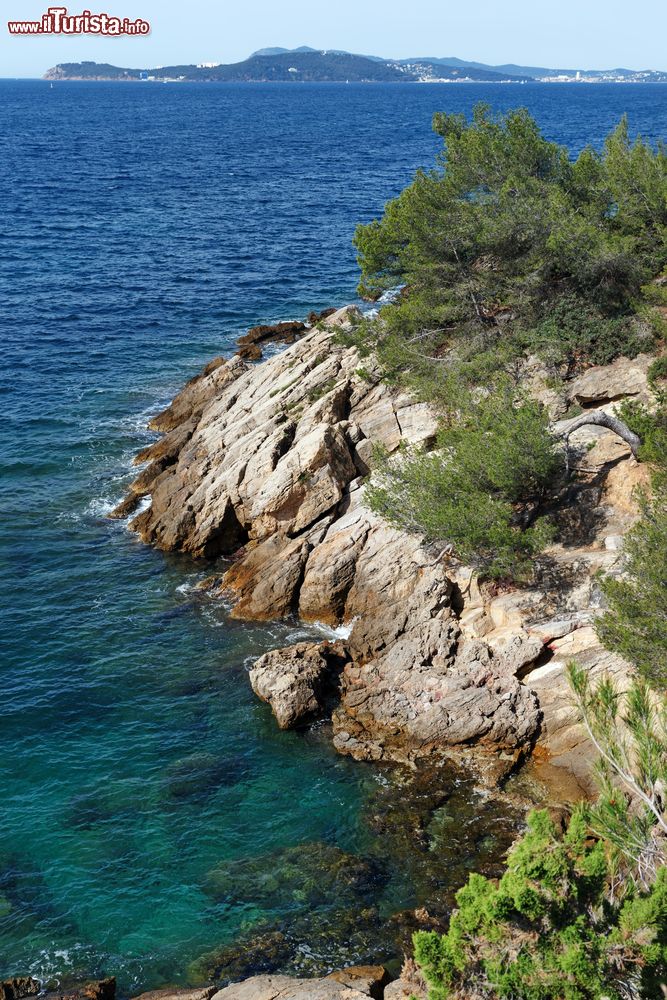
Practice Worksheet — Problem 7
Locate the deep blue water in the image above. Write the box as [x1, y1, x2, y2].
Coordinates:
[1, 80, 666, 993]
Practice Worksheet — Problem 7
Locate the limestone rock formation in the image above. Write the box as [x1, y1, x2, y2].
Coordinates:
[133, 989, 216, 1000]
[209, 964, 390, 1000]
[249, 641, 348, 729]
[567, 353, 653, 406]
[125, 308, 647, 778]
[4, 980, 118, 1000]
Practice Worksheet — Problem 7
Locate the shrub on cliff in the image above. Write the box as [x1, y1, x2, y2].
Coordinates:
[568, 665, 666, 888]
[366, 385, 562, 580]
[413, 809, 667, 1000]
[354, 105, 667, 394]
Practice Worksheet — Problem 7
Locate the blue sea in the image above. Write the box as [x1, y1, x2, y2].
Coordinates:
[1, 80, 666, 994]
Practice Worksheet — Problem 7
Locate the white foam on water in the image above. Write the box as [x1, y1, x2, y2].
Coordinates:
[361, 284, 403, 318]
[311, 618, 356, 640]
[85, 496, 116, 517]
[174, 572, 213, 596]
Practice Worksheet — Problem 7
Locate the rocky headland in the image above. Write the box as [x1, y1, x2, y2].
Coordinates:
[98, 305, 653, 998]
[118, 306, 647, 788]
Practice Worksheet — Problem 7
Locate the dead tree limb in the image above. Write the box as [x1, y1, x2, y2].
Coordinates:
[555, 409, 641, 459]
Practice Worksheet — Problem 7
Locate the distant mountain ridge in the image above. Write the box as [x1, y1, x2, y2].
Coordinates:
[44, 47, 667, 83]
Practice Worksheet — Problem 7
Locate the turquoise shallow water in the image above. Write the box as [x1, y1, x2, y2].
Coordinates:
[1, 80, 666, 993]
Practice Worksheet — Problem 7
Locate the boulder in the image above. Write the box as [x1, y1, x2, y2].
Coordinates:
[326, 967, 389, 1000]
[132, 989, 216, 1000]
[210, 976, 369, 1000]
[249, 641, 349, 728]
[567, 354, 652, 406]
[334, 625, 540, 763]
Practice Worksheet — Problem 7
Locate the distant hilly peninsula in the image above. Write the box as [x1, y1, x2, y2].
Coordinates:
[44, 46, 667, 83]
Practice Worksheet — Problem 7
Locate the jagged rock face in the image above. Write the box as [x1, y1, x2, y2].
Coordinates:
[249, 641, 349, 729]
[131, 309, 438, 560]
[128, 308, 646, 774]
[333, 627, 540, 762]
[127, 310, 541, 765]
[0, 981, 42, 1000]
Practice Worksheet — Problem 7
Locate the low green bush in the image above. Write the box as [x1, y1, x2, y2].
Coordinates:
[366, 388, 561, 580]
[413, 810, 667, 1000]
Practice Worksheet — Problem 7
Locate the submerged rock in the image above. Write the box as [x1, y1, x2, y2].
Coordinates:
[189, 932, 294, 985]
[202, 842, 382, 909]
[189, 904, 388, 985]
[163, 752, 246, 800]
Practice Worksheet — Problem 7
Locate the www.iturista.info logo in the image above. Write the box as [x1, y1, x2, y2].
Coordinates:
[7, 6, 150, 34]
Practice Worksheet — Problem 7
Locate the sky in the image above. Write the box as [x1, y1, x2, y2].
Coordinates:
[2, 0, 666, 78]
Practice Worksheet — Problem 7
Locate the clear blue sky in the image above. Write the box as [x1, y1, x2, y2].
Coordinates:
[3, 0, 666, 78]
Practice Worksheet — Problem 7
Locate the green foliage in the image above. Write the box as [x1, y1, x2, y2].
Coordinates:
[413, 810, 667, 1000]
[519, 293, 650, 371]
[568, 666, 667, 887]
[366, 388, 562, 580]
[648, 355, 667, 404]
[307, 377, 337, 402]
[354, 106, 667, 393]
[414, 670, 667, 999]
[594, 399, 667, 689]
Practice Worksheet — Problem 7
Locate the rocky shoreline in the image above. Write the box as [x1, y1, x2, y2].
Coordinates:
[117, 305, 648, 788]
[1, 968, 422, 1000]
[69, 305, 650, 998]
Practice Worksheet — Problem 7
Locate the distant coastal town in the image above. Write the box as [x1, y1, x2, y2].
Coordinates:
[43, 47, 667, 83]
